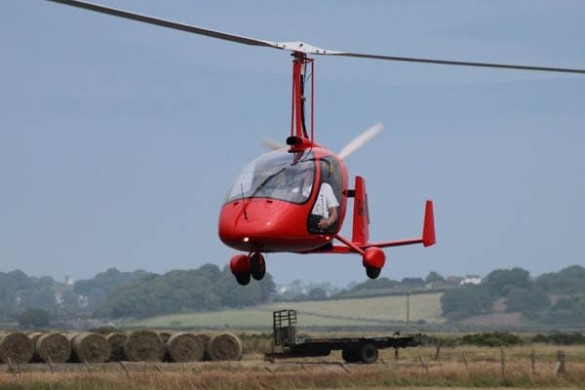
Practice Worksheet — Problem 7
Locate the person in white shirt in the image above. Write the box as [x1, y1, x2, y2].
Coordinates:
[295, 167, 339, 232]
[311, 182, 340, 230]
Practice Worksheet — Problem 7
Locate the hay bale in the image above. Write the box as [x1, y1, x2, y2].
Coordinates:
[165, 332, 206, 362]
[0, 332, 34, 364]
[28, 332, 43, 344]
[158, 331, 171, 343]
[70, 332, 111, 363]
[35, 333, 71, 363]
[125, 330, 164, 362]
[193, 332, 212, 360]
[106, 332, 128, 362]
[208, 332, 243, 361]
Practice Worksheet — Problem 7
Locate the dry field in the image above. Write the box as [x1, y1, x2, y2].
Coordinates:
[0, 345, 583, 390]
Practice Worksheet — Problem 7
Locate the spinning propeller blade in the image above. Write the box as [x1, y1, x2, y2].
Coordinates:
[261, 138, 286, 151]
[338, 123, 384, 160]
[42, 0, 585, 75]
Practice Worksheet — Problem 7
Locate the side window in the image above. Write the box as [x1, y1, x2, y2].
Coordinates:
[306, 157, 342, 234]
[320, 157, 342, 203]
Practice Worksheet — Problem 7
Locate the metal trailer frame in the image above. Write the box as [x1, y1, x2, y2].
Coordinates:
[265, 309, 420, 364]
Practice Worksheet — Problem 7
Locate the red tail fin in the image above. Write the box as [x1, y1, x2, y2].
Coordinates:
[422, 200, 436, 247]
[351, 176, 369, 245]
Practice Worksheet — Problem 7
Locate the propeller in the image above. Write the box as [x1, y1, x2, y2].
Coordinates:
[261, 138, 286, 151]
[338, 123, 384, 160]
[43, 0, 585, 75]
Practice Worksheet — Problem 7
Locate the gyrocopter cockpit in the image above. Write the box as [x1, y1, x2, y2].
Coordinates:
[225, 150, 316, 204]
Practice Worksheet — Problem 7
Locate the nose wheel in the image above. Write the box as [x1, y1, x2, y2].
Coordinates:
[230, 252, 266, 286]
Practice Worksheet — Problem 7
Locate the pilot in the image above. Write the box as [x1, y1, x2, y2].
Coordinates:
[296, 166, 339, 232]
[311, 181, 339, 231]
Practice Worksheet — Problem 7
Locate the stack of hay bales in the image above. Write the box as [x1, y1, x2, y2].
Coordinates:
[106, 332, 128, 362]
[208, 332, 243, 361]
[33, 333, 71, 363]
[0, 332, 34, 364]
[125, 330, 164, 362]
[68, 332, 111, 363]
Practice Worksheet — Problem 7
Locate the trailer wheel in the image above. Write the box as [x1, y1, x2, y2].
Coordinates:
[342, 349, 358, 363]
[358, 344, 378, 364]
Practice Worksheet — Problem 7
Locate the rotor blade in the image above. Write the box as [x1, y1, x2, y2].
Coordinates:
[323, 51, 585, 75]
[43, 0, 585, 75]
[338, 122, 384, 160]
[43, 0, 279, 49]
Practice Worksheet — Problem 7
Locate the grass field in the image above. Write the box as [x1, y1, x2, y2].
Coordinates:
[121, 292, 444, 330]
[1, 345, 583, 389]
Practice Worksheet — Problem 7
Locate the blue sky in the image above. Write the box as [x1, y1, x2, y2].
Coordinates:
[1, 1, 584, 286]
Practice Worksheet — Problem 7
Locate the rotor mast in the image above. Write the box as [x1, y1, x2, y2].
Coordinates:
[288, 52, 315, 152]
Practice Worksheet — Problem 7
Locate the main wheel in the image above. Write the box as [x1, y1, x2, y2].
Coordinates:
[366, 266, 381, 279]
[358, 344, 378, 364]
[250, 253, 266, 281]
[234, 272, 251, 286]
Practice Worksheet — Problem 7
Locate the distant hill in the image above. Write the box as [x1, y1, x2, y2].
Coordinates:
[1, 264, 583, 331]
[122, 292, 444, 331]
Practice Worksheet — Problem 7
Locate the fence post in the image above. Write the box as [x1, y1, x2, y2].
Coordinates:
[419, 356, 429, 373]
[434, 342, 442, 361]
[461, 352, 468, 370]
[530, 348, 536, 375]
[500, 348, 506, 382]
[554, 350, 566, 375]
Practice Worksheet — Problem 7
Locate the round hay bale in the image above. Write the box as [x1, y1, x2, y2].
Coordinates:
[158, 331, 171, 343]
[208, 332, 243, 361]
[27, 332, 44, 362]
[0, 332, 34, 364]
[35, 333, 71, 363]
[165, 332, 206, 362]
[193, 332, 212, 360]
[106, 332, 128, 362]
[125, 330, 164, 362]
[70, 332, 111, 363]
[28, 332, 43, 344]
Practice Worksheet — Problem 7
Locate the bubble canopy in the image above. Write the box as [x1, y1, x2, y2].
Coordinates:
[225, 150, 315, 204]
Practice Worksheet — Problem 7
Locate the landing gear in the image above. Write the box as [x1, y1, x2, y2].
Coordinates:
[229, 252, 265, 285]
[234, 272, 251, 286]
[362, 247, 385, 279]
[250, 253, 266, 281]
[366, 266, 381, 279]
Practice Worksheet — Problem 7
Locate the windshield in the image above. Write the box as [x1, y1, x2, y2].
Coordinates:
[225, 150, 315, 204]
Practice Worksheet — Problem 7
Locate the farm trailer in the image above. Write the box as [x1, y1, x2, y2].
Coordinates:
[265, 309, 420, 364]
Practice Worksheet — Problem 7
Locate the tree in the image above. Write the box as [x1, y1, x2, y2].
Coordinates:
[505, 286, 550, 313]
[401, 277, 425, 288]
[536, 265, 585, 294]
[18, 307, 50, 329]
[483, 268, 532, 297]
[425, 271, 445, 285]
[441, 285, 492, 320]
[74, 268, 151, 311]
[308, 288, 327, 300]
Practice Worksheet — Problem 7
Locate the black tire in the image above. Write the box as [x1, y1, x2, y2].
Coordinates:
[235, 272, 251, 286]
[250, 253, 266, 281]
[366, 266, 381, 279]
[342, 349, 358, 363]
[358, 344, 378, 364]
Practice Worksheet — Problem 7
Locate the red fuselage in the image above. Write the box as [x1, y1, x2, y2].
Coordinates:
[218, 147, 348, 253]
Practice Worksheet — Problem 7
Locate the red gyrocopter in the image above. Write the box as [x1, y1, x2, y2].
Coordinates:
[43, 0, 585, 285]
